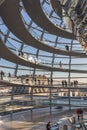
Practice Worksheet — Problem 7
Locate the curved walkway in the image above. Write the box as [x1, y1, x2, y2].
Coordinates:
[50, 0, 62, 18]
[22, 0, 75, 39]
[0, 1, 87, 57]
[0, 38, 87, 73]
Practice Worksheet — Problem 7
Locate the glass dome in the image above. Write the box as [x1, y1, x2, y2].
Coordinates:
[0, 0, 87, 114]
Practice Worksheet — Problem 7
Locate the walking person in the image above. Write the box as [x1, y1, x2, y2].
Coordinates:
[8, 72, 11, 82]
[74, 80, 76, 87]
[65, 80, 67, 87]
[62, 80, 64, 87]
[0, 70, 4, 80]
[51, 78, 53, 85]
[46, 121, 51, 130]
[76, 80, 78, 87]
[59, 61, 62, 68]
[65, 45, 69, 51]
[48, 78, 50, 85]
[76, 109, 80, 121]
[80, 108, 83, 120]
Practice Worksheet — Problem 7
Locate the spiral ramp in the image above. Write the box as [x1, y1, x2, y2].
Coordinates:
[0, 0, 87, 103]
[0, 0, 87, 71]
[49, 0, 62, 18]
[0, 1, 87, 129]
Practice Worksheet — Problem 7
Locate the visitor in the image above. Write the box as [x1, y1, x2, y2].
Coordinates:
[74, 80, 78, 87]
[71, 81, 73, 87]
[76, 80, 78, 87]
[80, 108, 83, 120]
[8, 72, 11, 82]
[59, 61, 62, 68]
[35, 78, 36, 85]
[76, 108, 80, 121]
[18, 51, 24, 57]
[18, 51, 21, 56]
[21, 51, 24, 57]
[65, 80, 67, 87]
[65, 45, 69, 51]
[74, 80, 76, 87]
[46, 121, 51, 130]
[62, 80, 64, 87]
[51, 78, 53, 85]
[0, 70, 4, 80]
[48, 78, 50, 85]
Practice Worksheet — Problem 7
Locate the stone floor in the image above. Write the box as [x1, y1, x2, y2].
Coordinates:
[0, 108, 87, 130]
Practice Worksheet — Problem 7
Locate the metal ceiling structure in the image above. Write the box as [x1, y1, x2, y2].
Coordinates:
[0, 0, 87, 124]
[0, 0, 87, 80]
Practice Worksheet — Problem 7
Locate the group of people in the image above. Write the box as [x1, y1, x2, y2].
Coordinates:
[48, 78, 53, 85]
[62, 80, 78, 87]
[0, 71, 11, 81]
[62, 80, 67, 87]
[76, 108, 83, 121]
[71, 80, 78, 87]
